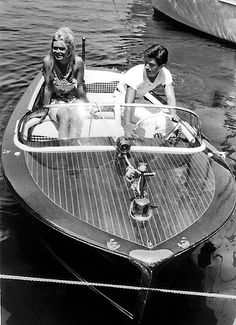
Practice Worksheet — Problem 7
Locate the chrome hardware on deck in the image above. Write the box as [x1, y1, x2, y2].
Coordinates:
[129, 197, 153, 222]
[115, 136, 131, 156]
[126, 162, 154, 222]
[115, 138, 155, 222]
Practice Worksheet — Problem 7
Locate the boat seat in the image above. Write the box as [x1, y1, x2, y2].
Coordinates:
[31, 118, 124, 139]
[87, 92, 117, 104]
[80, 119, 124, 137]
[86, 81, 119, 93]
[31, 118, 58, 138]
[86, 81, 125, 104]
[30, 106, 124, 139]
[80, 105, 124, 137]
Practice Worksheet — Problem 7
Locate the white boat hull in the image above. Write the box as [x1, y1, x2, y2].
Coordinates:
[152, 0, 236, 43]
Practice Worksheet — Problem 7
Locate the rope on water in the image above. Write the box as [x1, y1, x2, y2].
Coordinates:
[1, 273, 236, 300]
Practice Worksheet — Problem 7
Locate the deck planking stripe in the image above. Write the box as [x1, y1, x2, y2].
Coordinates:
[155, 156, 179, 237]
[63, 152, 74, 213]
[95, 151, 115, 232]
[149, 171, 174, 241]
[65, 153, 75, 215]
[109, 152, 133, 238]
[168, 154, 194, 228]
[147, 160, 169, 243]
[111, 162, 134, 241]
[45, 151, 50, 197]
[163, 164, 185, 231]
[188, 154, 214, 214]
[105, 152, 124, 237]
[85, 151, 101, 228]
[113, 157, 138, 242]
[74, 152, 88, 221]
[52, 152, 60, 205]
[55, 152, 62, 207]
[181, 154, 211, 219]
[57, 152, 68, 211]
[68, 152, 79, 217]
[98, 151, 116, 233]
[104, 151, 131, 238]
[80, 152, 95, 224]
[165, 154, 195, 228]
[105, 151, 122, 234]
[174, 153, 213, 220]
[26, 149, 215, 248]
[49, 142, 56, 202]
[89, 152, 104, 229]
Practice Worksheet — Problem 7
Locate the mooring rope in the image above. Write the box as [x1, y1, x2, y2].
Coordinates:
[1, 274, 236, 300]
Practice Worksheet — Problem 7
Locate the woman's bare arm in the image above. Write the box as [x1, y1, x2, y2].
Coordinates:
[74, 56, 89, 102]
[42, 55, 53, 105]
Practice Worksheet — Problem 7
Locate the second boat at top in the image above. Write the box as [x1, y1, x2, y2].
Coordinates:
[152, 0, 236, 44]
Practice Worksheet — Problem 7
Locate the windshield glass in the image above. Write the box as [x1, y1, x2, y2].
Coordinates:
[17, 103, 201, 151]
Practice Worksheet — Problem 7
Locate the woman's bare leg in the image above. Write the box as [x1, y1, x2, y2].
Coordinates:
[69, 105, 88, 138]
[57, 107, 70, 139]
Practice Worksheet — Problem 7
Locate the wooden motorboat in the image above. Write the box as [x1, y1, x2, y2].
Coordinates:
[151, 0, 236, 44]
[2, 68, 236, 324]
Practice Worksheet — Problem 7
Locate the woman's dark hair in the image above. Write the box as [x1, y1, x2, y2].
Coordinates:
[144, 44, 168, 66]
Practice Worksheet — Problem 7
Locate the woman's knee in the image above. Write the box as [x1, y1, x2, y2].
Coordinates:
[71, 107, 88, 124]
[57, 107, 70, 123]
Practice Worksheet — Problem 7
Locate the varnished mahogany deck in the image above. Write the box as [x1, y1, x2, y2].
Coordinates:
[24, 142, 215, 249]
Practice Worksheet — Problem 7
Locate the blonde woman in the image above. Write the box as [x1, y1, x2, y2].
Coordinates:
[42, 27, 88, 138]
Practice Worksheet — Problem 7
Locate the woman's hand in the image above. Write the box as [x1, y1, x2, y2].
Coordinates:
[72, 78, 78, 89]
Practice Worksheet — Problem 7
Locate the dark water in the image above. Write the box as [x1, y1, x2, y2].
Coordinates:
[1, 0, 236, 324]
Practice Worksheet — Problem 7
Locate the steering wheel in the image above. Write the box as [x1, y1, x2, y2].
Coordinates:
[135, 112, 181, 140]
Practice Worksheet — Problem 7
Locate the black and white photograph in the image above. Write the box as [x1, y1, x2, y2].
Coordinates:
[1, 0, 236, 324]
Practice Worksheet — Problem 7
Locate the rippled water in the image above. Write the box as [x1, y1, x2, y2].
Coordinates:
[1, 0, 236, 324]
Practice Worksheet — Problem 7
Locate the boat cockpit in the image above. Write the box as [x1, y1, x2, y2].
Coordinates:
[15, 103, 204, 154]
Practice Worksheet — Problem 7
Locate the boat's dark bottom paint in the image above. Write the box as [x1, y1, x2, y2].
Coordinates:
[1, 211, 217, 325]
[28, 216, 208, 324]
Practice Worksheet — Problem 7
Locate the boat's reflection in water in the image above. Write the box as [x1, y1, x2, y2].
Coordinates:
[193, 76, 236, 324]
[195, 217, 236, 325]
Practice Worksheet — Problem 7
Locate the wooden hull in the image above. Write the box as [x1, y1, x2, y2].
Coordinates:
[152, 0, 236, 43]
[2, 70, 236, 323]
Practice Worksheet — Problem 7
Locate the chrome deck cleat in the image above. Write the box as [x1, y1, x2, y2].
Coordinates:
[130, 197, 153, 222]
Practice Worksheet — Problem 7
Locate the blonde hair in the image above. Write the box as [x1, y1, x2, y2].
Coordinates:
[51, 27, 75, 59]
[46, 27, 76, 82]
